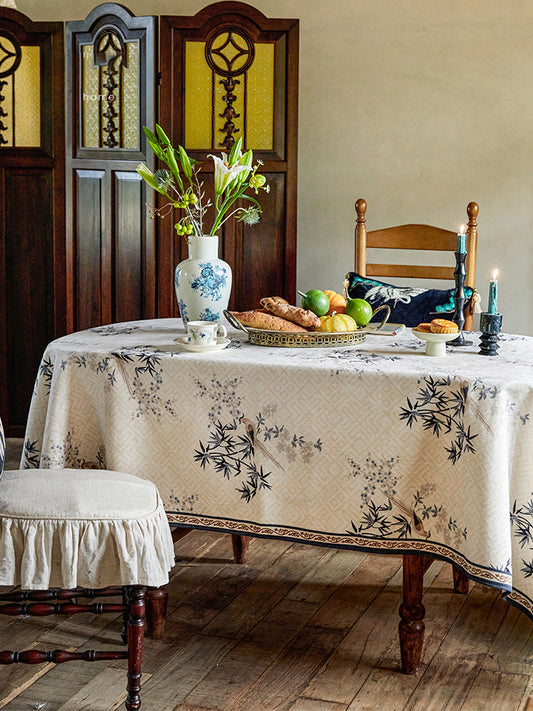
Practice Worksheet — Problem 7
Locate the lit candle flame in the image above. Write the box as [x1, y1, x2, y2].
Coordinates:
[459, 224, 466, 235]
[492, 269, 499, 281]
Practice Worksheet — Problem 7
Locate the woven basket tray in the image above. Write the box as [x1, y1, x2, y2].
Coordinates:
[224, 311, 366, 348]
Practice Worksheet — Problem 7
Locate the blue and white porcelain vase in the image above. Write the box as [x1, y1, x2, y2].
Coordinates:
[174, 234, 232, 326]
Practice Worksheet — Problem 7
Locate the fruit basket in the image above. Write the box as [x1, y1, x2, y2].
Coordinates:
[224, 311, 366, 348]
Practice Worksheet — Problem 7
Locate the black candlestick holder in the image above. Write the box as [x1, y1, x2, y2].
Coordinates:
[449, 250, 472, 346]
[479, 312, 503, 356]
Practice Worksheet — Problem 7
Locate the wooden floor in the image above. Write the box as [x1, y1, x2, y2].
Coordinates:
[1, 440, 533, 711]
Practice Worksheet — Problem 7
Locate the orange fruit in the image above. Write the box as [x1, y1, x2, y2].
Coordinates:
[323, 290, 346, 315]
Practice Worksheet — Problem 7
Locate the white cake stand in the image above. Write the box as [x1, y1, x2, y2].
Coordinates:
[412, 328, 459, 357]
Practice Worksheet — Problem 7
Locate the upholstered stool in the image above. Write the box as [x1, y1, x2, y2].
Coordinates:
[0, 426, 175, 711]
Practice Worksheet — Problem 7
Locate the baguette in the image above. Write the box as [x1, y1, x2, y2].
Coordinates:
[260, 297, 321, 329]
[229, 309, 308, 332]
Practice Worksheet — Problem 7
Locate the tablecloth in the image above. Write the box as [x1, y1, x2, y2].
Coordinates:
[21, 319, 533, 618]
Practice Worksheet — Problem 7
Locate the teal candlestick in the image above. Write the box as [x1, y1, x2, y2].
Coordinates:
[457, 232, 466, 254]
[488, 271, 498, 314]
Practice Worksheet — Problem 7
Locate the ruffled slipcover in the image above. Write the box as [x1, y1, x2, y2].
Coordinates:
[0, 469, 175, 590]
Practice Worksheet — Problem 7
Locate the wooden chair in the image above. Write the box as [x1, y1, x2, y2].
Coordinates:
[0, 418, 175, 710]
[355, 199, 479, 330]
[354, 199, 479, 672]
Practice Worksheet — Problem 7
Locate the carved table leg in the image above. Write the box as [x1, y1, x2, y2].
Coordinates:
[145, 587, 168, 639]
[399, 553, 426, 674]
[125, 586, 145, 711]
[231, 534, 250, 564]
[452, 565, 469, 594]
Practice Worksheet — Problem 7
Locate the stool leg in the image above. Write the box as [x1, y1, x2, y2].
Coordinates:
[125, 586, 145, 711]
[121, 589, 129, 645]
[145, 587, 168, 639]
[399, 554, 426, 674]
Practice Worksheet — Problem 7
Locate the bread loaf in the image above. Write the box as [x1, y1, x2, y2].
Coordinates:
[260, 297, 321, 329]
[229, 310, 308, 332]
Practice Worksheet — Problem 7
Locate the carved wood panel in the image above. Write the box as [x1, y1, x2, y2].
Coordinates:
[65, 3, 156, 332]
[159, 2, 299, 314]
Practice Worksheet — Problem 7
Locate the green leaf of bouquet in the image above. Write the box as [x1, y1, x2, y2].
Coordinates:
[178, 145, 193, 179]
[143, 126, 157, 143]
[147, 138, 164, 160]
[228, 136, 243, 164]
[155, 124, 171, 146]
[165, 148, 184, 191]
[240, 194, 262, 208]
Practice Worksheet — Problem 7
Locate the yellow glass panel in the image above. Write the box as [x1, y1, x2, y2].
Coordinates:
[122, 40, 139, 149]
[0, 74, 13, 147]
[82, 44, 99, 148]
[210, 31, 249, 73]
[13, 45, 40, 147]
[246, 43, 274, 150]
[184, 41, 212, 150]
[211, 32, 228, 50]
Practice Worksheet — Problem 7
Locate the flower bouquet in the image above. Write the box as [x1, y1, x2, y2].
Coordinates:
[136, 125, 268, 239]
[136, 126, 269, 324]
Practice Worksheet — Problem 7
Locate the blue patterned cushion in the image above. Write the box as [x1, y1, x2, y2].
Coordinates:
[0, 418, 5, 480]
[345, 273, 473, 327]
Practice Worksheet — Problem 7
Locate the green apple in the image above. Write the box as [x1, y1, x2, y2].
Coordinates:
[298, 289, 330, 316]
[345, 298, 373, 327]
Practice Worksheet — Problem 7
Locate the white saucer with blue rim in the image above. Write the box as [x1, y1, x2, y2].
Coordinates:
[174, 336, 230, 353]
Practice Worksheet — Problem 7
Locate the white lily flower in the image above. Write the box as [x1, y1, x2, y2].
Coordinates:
[209, 153, 251, 194]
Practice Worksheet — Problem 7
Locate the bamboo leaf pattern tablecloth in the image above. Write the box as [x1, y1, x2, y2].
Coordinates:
[22, 319, 533, 618]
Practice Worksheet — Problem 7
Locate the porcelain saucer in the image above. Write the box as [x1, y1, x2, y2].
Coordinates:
[174, 336, 230, 353]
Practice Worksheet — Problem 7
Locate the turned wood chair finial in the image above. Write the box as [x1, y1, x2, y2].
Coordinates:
[355, 198, 367, 221]
[467, 201, 479, 223]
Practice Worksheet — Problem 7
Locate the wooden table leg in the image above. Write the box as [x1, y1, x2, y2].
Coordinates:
[452, 564, 469, 594]
[172, 526, 249, 564]
[399, 553, 426, 674]
[171, 526, 192, 543]
[232, 534, 250, 563]
[145, 587, 168, 639]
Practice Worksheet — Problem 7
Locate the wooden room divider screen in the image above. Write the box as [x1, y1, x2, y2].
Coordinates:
[0, 2, 299, 435]
[65, 3, 156, 333]
[159, 3, 299, 314]
[0, 8, 65, 436]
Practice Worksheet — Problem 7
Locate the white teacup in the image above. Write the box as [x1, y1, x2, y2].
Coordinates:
[185, 321, 227, 346]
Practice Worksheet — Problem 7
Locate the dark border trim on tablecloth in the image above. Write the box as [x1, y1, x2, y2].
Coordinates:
[167, 511, 533, 623]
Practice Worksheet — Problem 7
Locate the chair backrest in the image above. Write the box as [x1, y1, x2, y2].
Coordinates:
[354, 199, 478, 329]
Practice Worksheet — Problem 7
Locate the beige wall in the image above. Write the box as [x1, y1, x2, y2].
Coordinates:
[17, 0, 533, 334]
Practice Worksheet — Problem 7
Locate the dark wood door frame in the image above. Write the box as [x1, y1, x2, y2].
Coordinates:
[0, 8, 65, 436]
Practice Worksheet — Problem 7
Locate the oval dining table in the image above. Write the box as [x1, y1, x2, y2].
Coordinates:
[20, 318, 533, 674]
